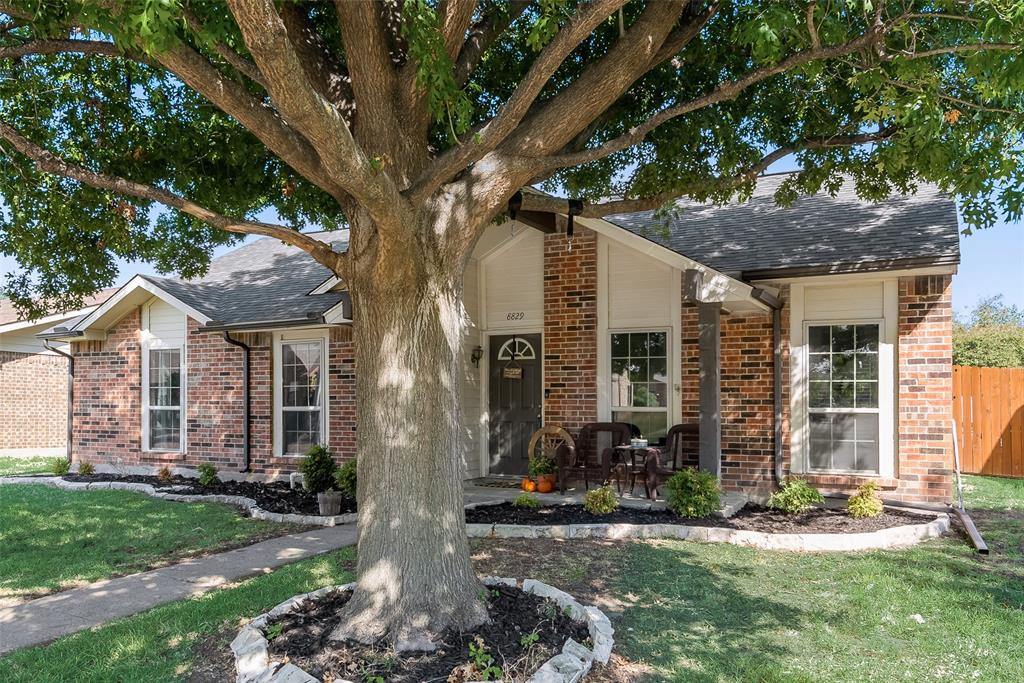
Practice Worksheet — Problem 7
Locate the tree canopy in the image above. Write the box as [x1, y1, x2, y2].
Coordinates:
[954, 294, 1024, 367]
[1, 1, 1022, 317]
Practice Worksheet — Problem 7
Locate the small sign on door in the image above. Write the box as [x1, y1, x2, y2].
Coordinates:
[503, 367, 523, 379]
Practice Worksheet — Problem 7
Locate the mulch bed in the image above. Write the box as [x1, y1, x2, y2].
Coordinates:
[60, 473, 355, 516]
[465, 502, 935, 534]
[267, 585, 590, 683]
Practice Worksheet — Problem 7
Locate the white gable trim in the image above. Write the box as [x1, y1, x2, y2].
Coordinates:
[0, 306, 99, 335]
[576, 216, 769, 310]
[71, 275, 211, 333]
[309, 275, 342, 295]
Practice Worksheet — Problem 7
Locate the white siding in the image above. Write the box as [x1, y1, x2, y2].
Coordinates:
[606, 241, 674, 327]
[0, 331, 60, 354]
[143, 298, 187, 347]
[461, 261, 483, 478]
[482, 230, 544, 331]
[804, 283, 884, 320]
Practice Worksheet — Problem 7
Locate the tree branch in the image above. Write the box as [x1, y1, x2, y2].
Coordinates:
[454, 0, 531, 86]
[439, 0, 477, 61]
[180, 7, 268, 89]
[520, 126, 899, 217]
[892, 43, 1018, 60]
[332, 0, 405, 149]
[648, 1, 719, 67]
[226, 0, 409, 228]
[0, 119, 344, 273]
[0, 38, 121, 60]
[278, 2, 354, 120]
[530, 22, 890, 169]
[409, 0, 628, 201]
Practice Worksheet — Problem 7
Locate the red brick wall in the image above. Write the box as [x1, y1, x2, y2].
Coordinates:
[679, 288, 791, 498]
[73, 310, 142, 465]
[893, 275, 953, 503]
[72, 308, 357, 475]
[0, 350, 68, 451]
[542, 226, 598, 436]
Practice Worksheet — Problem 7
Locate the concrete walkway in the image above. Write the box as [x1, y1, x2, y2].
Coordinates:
[0, 525, 357, 656]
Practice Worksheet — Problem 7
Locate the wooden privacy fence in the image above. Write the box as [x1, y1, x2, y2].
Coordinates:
[952, 365, 1024, 477]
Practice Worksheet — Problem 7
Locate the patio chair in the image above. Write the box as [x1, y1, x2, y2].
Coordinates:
[643, 423, 699, 498]
[557, 422, 631, 492]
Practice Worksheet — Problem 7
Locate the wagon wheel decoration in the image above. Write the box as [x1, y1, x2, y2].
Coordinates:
[527, 426, 576, 467]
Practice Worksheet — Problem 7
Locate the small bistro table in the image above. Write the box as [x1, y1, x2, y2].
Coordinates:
[609, 444, 662, 500]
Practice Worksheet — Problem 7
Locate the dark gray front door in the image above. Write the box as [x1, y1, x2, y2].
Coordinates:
[488, 334, 542, 475]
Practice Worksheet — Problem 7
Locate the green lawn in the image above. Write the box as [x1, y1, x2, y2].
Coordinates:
[1, 549, 356, 682]
[3, 477, 1023, 682]
[0, 455, 57, 476]
[0, 485, 301, 603]
[961, 473, 1024, 512]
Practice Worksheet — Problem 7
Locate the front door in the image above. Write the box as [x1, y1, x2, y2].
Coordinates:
[488, 334, 542, 475]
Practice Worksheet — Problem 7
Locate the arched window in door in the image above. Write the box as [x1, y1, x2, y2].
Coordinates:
[497, 337, 536, 361]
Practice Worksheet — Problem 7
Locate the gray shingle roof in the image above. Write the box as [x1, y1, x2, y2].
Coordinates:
[145, 230, 348, 327]
[604, 173, 961, 279]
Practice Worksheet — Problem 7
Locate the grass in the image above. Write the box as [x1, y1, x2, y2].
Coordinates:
[960, 474, 1024, 512]
[0, 455, 58, 476]
[4, 476, 1023, 682]
[0, 485, 302, 602]
[1, 548, 356, 682]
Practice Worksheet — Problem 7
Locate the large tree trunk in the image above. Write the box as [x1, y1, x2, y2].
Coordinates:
[329, 225, 487, 651]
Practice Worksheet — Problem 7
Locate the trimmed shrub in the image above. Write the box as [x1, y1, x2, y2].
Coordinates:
[513, 492, 540, 509]
[50, 458, 70, 476]
[157, 466, 173, 482]
[197, 462, 219, 487]
[77, 461, 95, 475]
[768, 478, 824, 514]
[582, 485, 618, 515]
[665, 467, 720, 518]
[847, 482, 884, 519]
[300, 445, 337, 493]
[334, 459, 357, 497]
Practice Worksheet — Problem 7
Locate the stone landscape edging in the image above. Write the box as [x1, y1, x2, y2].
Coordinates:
[0, 476, 357, 527]
[231, 577, 613, 683]
[465, 513, 951, 551]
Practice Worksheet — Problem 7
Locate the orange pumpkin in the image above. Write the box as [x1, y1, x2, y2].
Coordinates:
[521, 478, 536, 492]
[536, 477, 554, 494]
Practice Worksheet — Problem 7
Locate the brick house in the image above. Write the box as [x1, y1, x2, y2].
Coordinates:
[0, 291, 113, 457]
[39, 174, 960, 503]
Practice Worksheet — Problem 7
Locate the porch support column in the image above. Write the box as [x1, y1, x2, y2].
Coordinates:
[698, 302, 722, 478]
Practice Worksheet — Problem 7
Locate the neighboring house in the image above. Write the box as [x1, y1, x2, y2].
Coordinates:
[0, 291, 114, 456]
[39, 173, 960, 503]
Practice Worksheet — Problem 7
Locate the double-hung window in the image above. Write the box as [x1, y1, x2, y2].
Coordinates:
[806, 323, 880, 473]
[145, 348, 183, 450]
[609, 330, 669, 443]
[275, 333, 328, 456]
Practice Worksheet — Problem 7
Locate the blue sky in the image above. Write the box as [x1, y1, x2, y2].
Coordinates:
[1, 178, 1022, 318]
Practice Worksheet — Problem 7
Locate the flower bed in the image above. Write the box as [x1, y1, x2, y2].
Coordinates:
[233, 578, 613, 683]
[0, 475, 357, 527]
[465, 502, 950, 552]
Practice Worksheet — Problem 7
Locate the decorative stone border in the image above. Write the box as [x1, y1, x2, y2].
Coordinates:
[0, 476, 357, 527]
[232, 577, 612, 683]
[465, 514, 951, 552]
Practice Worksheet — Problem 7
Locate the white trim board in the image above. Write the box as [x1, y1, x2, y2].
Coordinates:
[60, 275, 211, 340]
[789, 279, 898, 479]
[272, 328, 331, 458]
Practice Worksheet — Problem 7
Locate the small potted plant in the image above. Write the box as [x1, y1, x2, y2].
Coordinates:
[528, 454, 557, 493]
[300, 445, 343, 515]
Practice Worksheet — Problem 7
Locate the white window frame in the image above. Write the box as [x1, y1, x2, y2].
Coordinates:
[790, 280, 897, 479]
[273, 329, 330, 457]
[804, 319, 883, 475]
[607, 327, 673, 441]
[141, 304, 186, 453]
